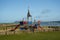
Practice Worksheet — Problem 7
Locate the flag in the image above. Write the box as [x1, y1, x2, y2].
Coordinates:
[27, 9, 32, 17]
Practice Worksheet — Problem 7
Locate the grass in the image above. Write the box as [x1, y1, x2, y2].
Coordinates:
[0, 31, 60, 40]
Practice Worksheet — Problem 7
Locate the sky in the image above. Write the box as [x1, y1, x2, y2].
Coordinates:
[0, 0, 60, 23]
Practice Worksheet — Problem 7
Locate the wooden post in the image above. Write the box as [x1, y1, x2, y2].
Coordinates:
[5, 26, 7, 35]
[14, 30, 15, 34]
[11, 26, 16, 34]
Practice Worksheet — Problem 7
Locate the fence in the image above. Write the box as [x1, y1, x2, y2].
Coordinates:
[0, 24, 17, 35]
[0, 23, 60, 35]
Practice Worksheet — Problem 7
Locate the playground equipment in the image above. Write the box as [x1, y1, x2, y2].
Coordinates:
[10, 20, 43, 32]
[10, 9, 43, 32]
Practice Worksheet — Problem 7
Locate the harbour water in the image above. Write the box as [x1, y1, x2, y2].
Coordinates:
[0, 21, 60, 26]
[40, 22, 60, 26]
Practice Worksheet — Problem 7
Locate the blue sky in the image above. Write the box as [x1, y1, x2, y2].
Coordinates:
[0, 0, 60, 23]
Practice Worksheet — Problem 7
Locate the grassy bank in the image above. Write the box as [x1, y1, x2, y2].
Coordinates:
[0, 31, 60, 40]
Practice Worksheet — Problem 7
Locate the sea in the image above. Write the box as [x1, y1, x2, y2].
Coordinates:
[0, 21, 60, 26]
[40, 22, 60, 26]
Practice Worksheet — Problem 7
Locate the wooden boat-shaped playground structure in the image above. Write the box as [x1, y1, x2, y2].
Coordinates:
[10, 9, 44, 32]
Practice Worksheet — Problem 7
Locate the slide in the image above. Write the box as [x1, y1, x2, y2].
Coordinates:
[10, 24, 20, 31]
